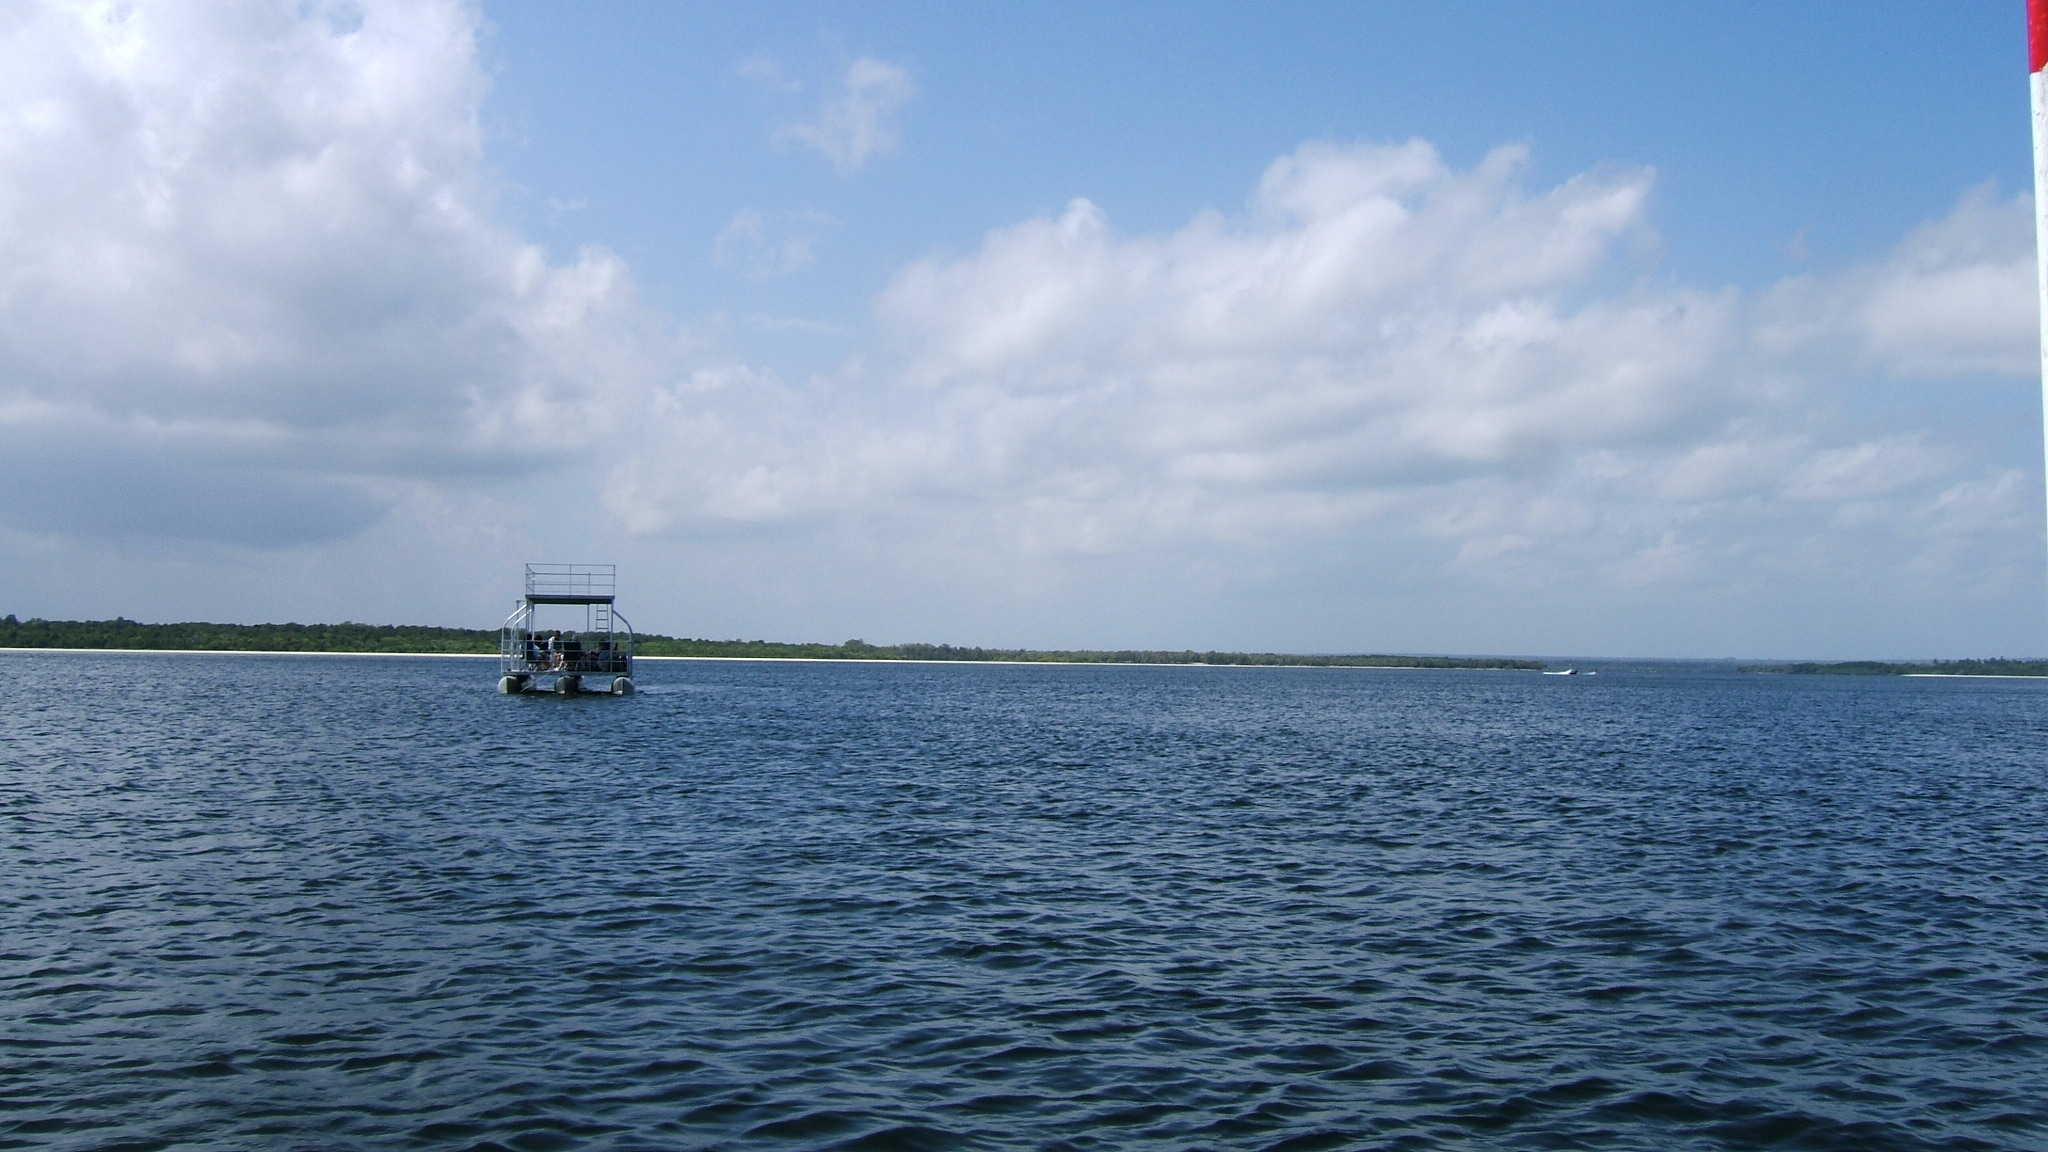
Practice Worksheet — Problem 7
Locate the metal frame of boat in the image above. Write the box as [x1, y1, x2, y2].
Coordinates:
[498, 563, 635, 695]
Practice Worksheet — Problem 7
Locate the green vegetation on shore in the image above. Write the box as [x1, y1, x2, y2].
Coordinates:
[0, 615, 1541, 669]
[636, 637, 1542, 669]
[0, 615, 497, 653]
[1743, 658, 2048, 677]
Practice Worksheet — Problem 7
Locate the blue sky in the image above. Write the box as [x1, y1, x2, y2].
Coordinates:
[482, 2, 2023, 317]
[0, 1, 2038, 658]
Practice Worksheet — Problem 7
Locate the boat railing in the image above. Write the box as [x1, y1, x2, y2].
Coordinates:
[525, 563, 615, 602]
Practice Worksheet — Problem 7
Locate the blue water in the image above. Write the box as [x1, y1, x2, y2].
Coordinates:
[3, 653, 2046, 1151]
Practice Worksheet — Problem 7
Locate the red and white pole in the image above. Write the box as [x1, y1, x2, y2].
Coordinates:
[2033, 0, 2048, 579]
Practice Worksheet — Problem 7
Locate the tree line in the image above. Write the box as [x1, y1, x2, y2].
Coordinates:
[1744, 658, 2048, 677]
[0, 616, 1542, 669]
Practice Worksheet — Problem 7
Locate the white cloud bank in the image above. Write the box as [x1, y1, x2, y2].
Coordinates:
[0, 0, 2037, 654]
[611, 143, 2036, 614]
[1758, 185, 2039, 378]
[0, 0, 666, 543]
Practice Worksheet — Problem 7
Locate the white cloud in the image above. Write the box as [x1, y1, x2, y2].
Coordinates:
[713, 208, 833, 280]
[1755, 184, 2039, 378]
[1782, 436, 1953, 503]
[736, 54, 801, 94]
[0, 0, 670, 544]
[617, 141, 1736, 536]
[779, 56, 915, 173]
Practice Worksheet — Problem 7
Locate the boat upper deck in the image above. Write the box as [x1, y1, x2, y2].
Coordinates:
[524, 563, 615, 604]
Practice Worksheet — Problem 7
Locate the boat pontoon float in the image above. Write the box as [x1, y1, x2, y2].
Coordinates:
[499, 563, 635, 695]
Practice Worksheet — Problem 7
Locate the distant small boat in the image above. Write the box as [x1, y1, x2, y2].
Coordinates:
[1543, 668, 1576, 676]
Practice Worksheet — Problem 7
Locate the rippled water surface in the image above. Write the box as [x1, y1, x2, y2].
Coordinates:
[4, 653, 2047, 1151]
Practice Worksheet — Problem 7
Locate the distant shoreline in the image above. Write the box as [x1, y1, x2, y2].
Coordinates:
[0, 646, 497, 659]
[9, 617, 2039, 676]
[1744, 659, 2048, 677]
[0, 617, 1543, 671]
[1900, 673, 2047, 679]
[0, 647, 1541, 670]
